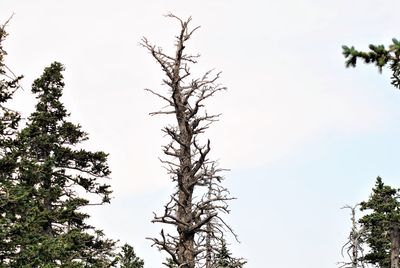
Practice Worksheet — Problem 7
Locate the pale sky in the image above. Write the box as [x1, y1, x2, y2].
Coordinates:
[2, 1, 400, 267]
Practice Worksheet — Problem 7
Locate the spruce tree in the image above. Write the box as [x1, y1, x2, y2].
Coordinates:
[115, 244, 144, 268]
[359, 177, 400, 268]
[214, 240, 245, 268]
[9, 62, 116, 267]
[0, 18, 24, 264]
[341, 38, 400, 268]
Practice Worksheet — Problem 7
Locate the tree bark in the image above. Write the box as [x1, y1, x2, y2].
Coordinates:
[391, 223, 400, 268]
[143, 14, 240, 268]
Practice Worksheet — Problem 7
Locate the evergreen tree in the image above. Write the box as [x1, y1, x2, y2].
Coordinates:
[359, 177, 400, 268]
[342, 38, 400, 89]
[214, 240, 245, 268]
[8, 62, 116, 267]
[342, 40, 400, 267]
[0, 18, 24, 264]
[115, 244, 144, 268]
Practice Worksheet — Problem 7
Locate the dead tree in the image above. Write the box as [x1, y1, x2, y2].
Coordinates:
[141, 14, 240, 268]
[339, 204, 365, 268]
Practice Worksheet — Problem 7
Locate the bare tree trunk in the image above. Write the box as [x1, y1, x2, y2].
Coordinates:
[391, 223, 400, 268]
[340, 204, 365, 268]
[175, 80, 195, 268]
[351, 207, 358, 268]
[142, 14, 239, 268]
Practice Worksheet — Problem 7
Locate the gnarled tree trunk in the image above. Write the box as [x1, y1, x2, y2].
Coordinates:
[142, 14, 240, 268]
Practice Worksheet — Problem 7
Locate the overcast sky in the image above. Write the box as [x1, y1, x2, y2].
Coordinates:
[2, 1, 400, 267]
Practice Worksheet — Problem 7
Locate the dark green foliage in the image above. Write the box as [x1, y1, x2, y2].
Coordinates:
[215, 240, 233, 267]
[0, 21, 144, 267]
[162, 240, 245, 268]
[342, 38, 400, 267]
[3, 62, 116, 267]
[343, 38, 400, 89]
[214, 240, 246, 268]
[359, 177, 400, 268]
[0, 20, 24, 265]
[0, 21, 22, 163]
[115, 244, 144, 268]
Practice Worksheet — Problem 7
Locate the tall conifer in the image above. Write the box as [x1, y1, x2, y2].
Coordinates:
[359, 177, 400, 268]
[10, 62, 116, 267]
[0, 19, 24, 264]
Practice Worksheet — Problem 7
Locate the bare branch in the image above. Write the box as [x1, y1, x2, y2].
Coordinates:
[339, 204, 365, 268]
[144, 14, 240, 268]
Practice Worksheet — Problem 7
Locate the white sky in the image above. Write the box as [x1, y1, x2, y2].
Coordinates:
[2, 1, 400, 267]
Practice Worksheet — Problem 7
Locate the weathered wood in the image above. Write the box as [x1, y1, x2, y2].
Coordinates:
[142, 14, 237, 268]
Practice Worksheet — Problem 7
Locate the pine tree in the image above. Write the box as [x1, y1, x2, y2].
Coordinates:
[8, 62, 116, 267]
[342, 38, 400, 89]
[359, 177, 400, 268]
